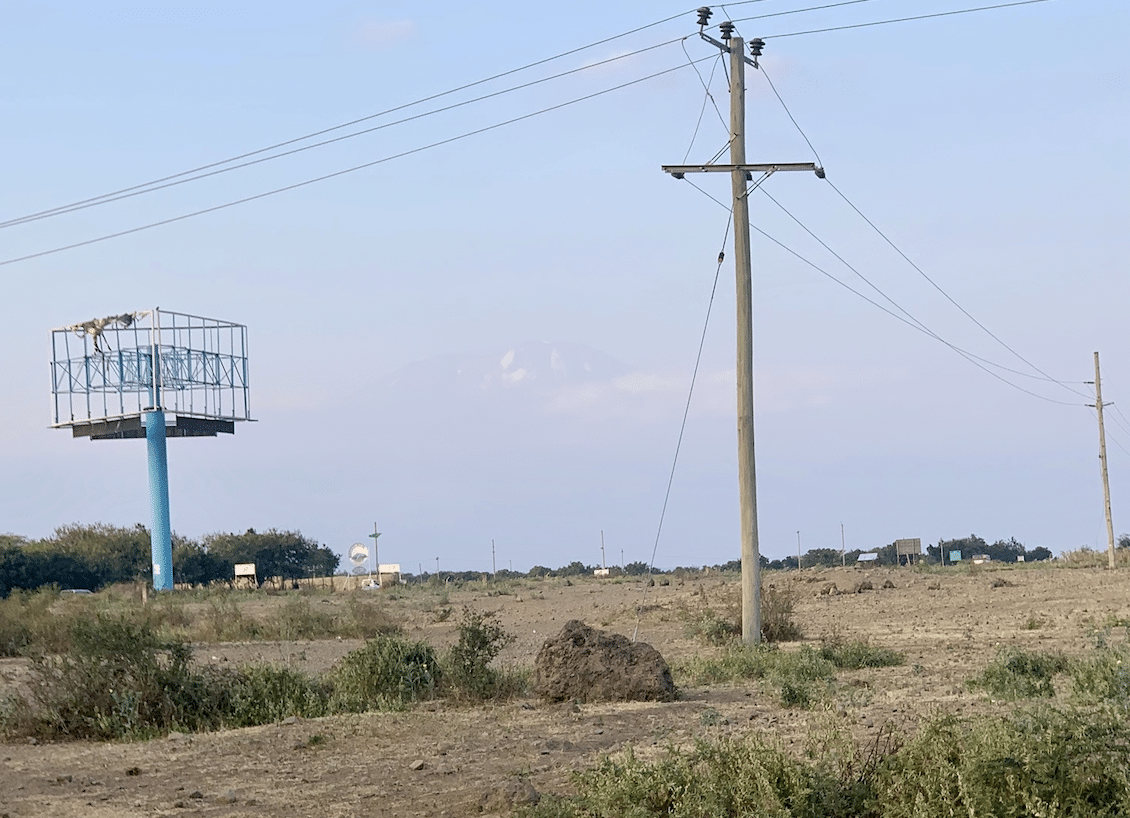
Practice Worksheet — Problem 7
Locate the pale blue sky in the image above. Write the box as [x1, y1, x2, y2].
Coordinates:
[1, 0, 1127, 572]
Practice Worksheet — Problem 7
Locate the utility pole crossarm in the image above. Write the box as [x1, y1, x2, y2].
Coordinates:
[663, 163, 825, 178]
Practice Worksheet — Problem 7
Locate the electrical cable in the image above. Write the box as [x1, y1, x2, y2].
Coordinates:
[825, 180, 1093, 398]
[678, 177, 1081, 406]
[756, 51, 1089, 398]
[680, 45, 727, 163]
[634, 206, 733, 643]
[2, 38, 685, 230]
[0, 55, 715, 269]
[1, 9, 703, 229]
[761, 187, 1081, 388]
[744, 0, 1055, 39]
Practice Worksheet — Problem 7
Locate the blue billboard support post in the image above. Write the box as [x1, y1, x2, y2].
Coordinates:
[145, 409, 173, 591]
[50, 308, 254, 593]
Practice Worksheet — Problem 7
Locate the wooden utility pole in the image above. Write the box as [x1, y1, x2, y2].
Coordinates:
[727, 32, 762, 645]
[1092, 352, 1116, 569]
[663, 11, 822, 645]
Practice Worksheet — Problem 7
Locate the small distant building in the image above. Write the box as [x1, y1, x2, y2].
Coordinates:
[895, 538, 922, 566]
[972, 554, 991, 565]
[857, 553, 879, 567]
[593, 568, 610, 577]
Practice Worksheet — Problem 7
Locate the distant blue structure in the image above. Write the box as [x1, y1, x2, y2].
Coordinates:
[51, 309, 253, 590]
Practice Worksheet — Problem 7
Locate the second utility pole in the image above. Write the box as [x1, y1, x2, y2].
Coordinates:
[1091, 352, 1116, 569]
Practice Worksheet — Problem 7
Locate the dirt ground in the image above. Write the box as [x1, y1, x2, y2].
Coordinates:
[3, 563, 1129, 817]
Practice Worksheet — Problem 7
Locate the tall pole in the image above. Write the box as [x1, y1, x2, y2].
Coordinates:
[600, 530, 607, 569]
[729, 34, 761, 644]
[146, 314, 173, 592]
[1093, 352, 1116, 569]
[796, 530, 802, 570]
[492, 539, 496, 577]
[840, 522, 846, 567]
[662, 15, 821, 643]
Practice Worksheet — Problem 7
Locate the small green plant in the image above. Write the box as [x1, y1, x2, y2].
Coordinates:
[967, 647, 1069, 699]
[442, 608, 524, 702]
[675, 644, 834, 708]
[761, 584, 802, 643]
[519, 707, 1130, 817]
[818, 637, 904, 670]
[329, 635, 441, 712]
[1069, 640, 1130, 702]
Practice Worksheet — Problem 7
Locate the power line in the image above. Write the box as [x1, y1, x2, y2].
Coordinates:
[758, 188, 1082, 405]
[0, 56, 715, 268]
[637, 206, 733, 642]
[754, 47, 1089, 399]
[824, 180, 1092, 398]
[743, 0, 1055, 39]
[1, 9, 703, 230]
[678, 177, 1081, 406]
[1, 38, 685, 230]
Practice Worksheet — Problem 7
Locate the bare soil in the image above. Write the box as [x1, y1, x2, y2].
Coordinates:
[3, 563, 1129, 817]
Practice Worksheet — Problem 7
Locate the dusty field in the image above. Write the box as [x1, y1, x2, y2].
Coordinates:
[2, 563, 1129, 817]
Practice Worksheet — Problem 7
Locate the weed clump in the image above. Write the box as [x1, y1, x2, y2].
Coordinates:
[441, 608, 523, 702]
[967, 647, 1069, 699]
[818, 636, 904, 670]
[520, 706, 1130, 817]
[329, 636, 441, 712]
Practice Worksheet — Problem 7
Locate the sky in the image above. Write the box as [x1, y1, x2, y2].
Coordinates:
[1, 0, 1127, 574]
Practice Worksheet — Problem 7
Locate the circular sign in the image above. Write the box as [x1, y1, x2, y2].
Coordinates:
[349, 543, 369, 565]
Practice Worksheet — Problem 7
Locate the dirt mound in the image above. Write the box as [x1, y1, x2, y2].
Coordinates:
[532, 619, 677, 703]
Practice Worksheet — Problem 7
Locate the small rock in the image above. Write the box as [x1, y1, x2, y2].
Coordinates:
[189, 790, 204, 800]
[479, 779, 540, 811]
[125, 767, 142, 777]
[281, 716, 298, 726]
[409, 759, 426, 771]
[882, 579, 896, 589]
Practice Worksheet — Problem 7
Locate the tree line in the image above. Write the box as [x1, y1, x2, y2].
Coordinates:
[0, 524, 339, 597]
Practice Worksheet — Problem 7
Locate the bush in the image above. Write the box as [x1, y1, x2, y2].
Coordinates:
[329, 635, 441, 712]
[968, 647, 1070, 699]
[818, 637, 904, 670]
[521, 706, 1130, 817]
[441, 608, 519, 702]
[675, 645, 835, 709]
[761, 584, 802, 643]
[1070, 641, 1130, 702]
[3, 614, 221, 740]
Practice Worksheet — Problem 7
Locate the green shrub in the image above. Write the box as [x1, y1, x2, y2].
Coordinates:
[873, 705, 1130, 815]
[761, 584, 802, 643]
[441, 608, 523, 702]
[1070, 641, 1130, 702]
[684, 584, 801, 646]
[3, 614, 214, 740]
[521, 707, 1130, 817]
[329, 635, 441, 712]
[968, 647, 1070, 699]
[818, 637, 904, 670]
[675, 645, 834, 709]
[214, 664, 330, 727]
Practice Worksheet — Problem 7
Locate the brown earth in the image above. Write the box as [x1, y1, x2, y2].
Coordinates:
[2, 563, 1129, 817]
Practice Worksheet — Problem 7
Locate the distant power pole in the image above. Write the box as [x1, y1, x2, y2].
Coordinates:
[1089, 351, 1117, 569]
[491, 539, 496, 576]
[796, 531, 802, 570]
[663, 9, 823, 645]
[600, 530, 607, 569]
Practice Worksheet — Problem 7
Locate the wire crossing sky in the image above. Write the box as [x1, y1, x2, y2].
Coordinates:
[1, 0, 1126, 572]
